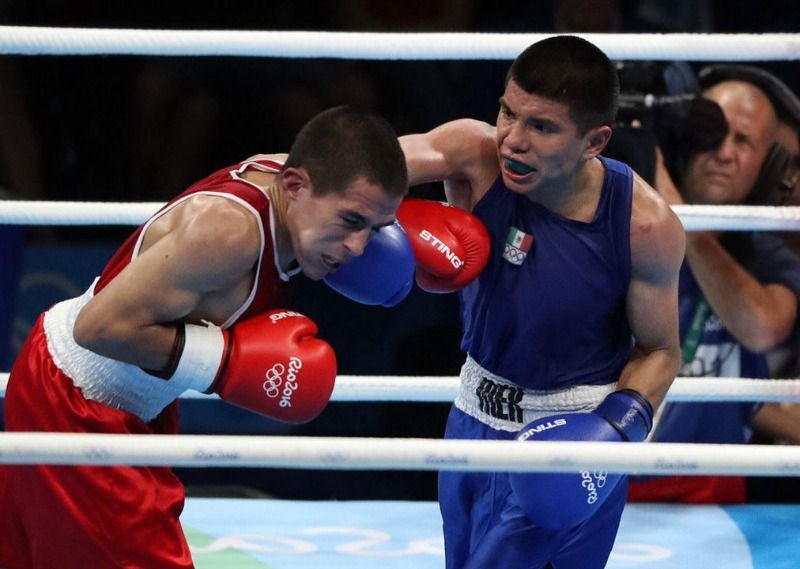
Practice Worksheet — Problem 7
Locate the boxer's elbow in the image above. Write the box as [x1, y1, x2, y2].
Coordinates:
[73, 309, 103, 352]
[73, 307, 127, 355]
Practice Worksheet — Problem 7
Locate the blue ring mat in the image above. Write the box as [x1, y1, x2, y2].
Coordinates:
[183, 499, 800, 568]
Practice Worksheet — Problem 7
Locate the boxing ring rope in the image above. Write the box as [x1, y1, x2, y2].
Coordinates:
[0, 201, 163, 226]
[0, 432, 799, 476]
[1, 374, 800, 403]
[1, 26, 798, 61]
[2, 200, 800, 231]
[329, 376, 800, 403]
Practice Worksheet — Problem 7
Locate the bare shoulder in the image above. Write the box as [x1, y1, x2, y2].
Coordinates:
[402, 118, 496, 165]
[401, 118, 498, 195]
[148, 194, 262, 278]
[630, 173, 686, 279]
[438, 119, 496, 158]
[446, 118, 496, 140]
[442, 120, 498, 191]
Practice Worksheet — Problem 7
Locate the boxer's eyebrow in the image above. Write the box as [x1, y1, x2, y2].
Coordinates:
[340, 210, 394, 230]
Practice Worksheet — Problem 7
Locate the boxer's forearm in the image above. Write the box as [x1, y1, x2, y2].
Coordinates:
[616, 344, 680, 410]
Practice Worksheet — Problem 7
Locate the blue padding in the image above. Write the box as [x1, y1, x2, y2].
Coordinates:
[724, 505, 800, 569]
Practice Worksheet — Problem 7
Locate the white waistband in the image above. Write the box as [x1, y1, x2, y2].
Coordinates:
[44, 280, 189, 422]
[455, 355, 616, 432]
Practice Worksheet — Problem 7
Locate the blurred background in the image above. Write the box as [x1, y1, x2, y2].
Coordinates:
[0, 0, 798, 501]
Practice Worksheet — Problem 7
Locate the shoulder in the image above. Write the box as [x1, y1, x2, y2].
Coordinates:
[166, 194, 262, 274]
[629, 173, 686, 282]
[403, 118, 496, 163]
[446, 118, 496, 139]
[440, 119, 496, 155]
[401, 119, 499, 195]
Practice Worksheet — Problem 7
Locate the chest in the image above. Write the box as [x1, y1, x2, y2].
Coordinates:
[471, 187, 630, 325]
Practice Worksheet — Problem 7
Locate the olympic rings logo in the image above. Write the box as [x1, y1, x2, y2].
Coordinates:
[262, 363, 286, 398]
[502, 244, 527, 266]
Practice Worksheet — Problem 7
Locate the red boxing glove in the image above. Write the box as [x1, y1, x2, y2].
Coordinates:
[396, 199, 490, 293]
[209, 310, 337, 424]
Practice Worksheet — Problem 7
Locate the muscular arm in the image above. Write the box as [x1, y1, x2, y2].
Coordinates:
[399, 119, 498, 210]
[617, 178, 686, 409]
[73, 196, 261, 371]
[654, 147, 797, 352]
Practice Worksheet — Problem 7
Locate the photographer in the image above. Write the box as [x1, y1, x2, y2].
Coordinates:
[615, 64, 800, 503]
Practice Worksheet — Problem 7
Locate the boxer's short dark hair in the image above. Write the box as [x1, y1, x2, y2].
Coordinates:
[507, 35, 620, 134]
[284, 106, 408, 198]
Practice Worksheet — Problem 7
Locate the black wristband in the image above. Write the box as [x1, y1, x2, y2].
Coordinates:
[142, 322, 186, 380]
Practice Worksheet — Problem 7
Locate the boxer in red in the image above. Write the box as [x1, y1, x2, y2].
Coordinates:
[0, 106, 412, 568]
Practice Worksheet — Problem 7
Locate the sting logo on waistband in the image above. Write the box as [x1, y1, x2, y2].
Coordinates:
[476, 377, 524, 423]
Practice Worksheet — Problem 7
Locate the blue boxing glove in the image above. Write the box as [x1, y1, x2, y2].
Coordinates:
[509, 389, 653, 530]
[324, 221, 415, 307]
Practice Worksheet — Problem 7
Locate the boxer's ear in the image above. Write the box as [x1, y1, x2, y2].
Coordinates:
[281, 167, 312, 200]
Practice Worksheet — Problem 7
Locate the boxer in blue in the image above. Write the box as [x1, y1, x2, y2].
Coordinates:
[399, 36, 686, 568]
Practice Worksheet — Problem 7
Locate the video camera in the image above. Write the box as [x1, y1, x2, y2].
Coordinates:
[605, 61, 797, 206]
[605, 61, 728, 191]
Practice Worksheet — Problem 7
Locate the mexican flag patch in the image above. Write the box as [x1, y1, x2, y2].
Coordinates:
[503, 226, 534, 266]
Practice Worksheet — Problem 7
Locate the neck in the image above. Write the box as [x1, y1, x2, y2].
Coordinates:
[266, 181, 296, 272]
[528, 158, 603, 222]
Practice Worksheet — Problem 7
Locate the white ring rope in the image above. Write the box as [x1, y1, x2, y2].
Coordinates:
[2, 201, 800, 231]
[1, 374, 799, 403]
[672, 205, 800, 232]
[324, 376, 800, 403]
[0, 432, 798, 475]
[0, 200, 163, 226]
[0, 27, 798, 61]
